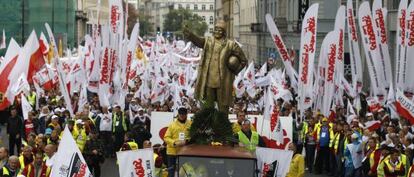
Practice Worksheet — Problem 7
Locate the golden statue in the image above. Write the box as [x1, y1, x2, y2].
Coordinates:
[183, 20, 247, 114]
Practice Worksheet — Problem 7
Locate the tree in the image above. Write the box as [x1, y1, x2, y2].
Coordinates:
[163, 9, 208, 37]
[138, 14, 153, 37]
[126, 3, 153, 37]
[126, 3, 139, 36]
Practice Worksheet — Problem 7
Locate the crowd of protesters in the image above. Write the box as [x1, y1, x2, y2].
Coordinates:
[0, 57, 412, 177]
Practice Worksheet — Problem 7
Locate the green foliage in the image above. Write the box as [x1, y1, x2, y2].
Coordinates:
[189, 107, 233, 145]
[163, 8, 208, 36]
[138, 14, 153, 37]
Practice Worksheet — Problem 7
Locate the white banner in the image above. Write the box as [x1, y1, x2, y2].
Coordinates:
[256, 147, 293, 177]
[109, 0, 124, 35]
[358, 1, 385, 96]
[298, 3, 319, 115]
[395, 0, 408, 91]
[265, 13, 298, 89]
[372, 0, 393, 90]
[50, 127, 92, 177]
[117, 149, 155, 177]
[321, 31, 340, 116]
[346, 0, 363, 93]
[406, 2, 414, 92]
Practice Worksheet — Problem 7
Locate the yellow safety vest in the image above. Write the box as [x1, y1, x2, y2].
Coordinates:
[28, 93, 36, 106]
[127, 141, 138, 150]
[301, 122, 308, 142]
[384, 159, 403, 175]
[19, 155, 26, 170]
[72, 127, 88, 152]
[2, 167, 9, 175]
[238, 131, 259, 151]
[377, 155, 390, 177]
[112, 113, 127, 132]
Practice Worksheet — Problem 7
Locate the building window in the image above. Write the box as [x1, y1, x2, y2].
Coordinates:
[186, 4, 190, 9]
[194, 4, 198, 10]
[202, 16, 206, 21]
[209, 28, 213, 33]
[202, 4, 206, 10]
[209, 16, 214, 25]
[178, 4, 183, 9]
[210, 4, 214, 10]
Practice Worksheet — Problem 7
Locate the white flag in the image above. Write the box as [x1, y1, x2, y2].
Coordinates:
[50, 127, 92, 177]
[116, 149, 155, 177]
[256, 147, 293, 177]
[395, 0, 408, 91]
[298, 3, 319, 116]
[21, 94, 32, 120]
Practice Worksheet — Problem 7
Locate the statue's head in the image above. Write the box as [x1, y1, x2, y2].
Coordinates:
[214, 20, 227, 39]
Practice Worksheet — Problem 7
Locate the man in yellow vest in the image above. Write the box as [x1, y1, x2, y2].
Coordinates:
[232, 111, 255, 134]
[120, 131, 139, 151]
[383, 148, 405, 176]
[0, 156, 19, 177]
[164, 107, 192, 177]
[112, 104, 129, 152]
[73, 119, 88, 152]
[236, 120, 265, 152]
[27, 90, 36, 108]
[19, 146, 34, 172]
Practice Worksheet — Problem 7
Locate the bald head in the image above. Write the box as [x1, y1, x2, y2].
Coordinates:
[44, 144, 56, 158]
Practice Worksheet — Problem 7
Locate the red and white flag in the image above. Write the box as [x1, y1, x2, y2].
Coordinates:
[372, 0, 393, 90]
[358, 2, 386, 97]
[10, 30, 46, 84]
[364, 120, 381, 131]
[244, 62, 256, 98]
[395, 0, 408, 91]
[265, 14, 297, 88]
[256, 147, 293, 177]
[39, 32, 49, 55]
[116, 149, 155, 177]
[346, 0, 363, 93]
[0, 29, 5, 49]
[0, 38, 20, 110]
[109, 0, 124, 35]
[406, 1, 414, 92]
[297, 3, 319, 116]
[395, 89, 414, 124]
[321, 30, 340, 116]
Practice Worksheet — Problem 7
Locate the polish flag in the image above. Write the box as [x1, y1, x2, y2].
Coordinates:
[364, 120, 381, 131]
[39, 32, 49, 55]
[10, 30, 46, 84]
[395, 89, 414, 124]
[0, 38, 20, 110]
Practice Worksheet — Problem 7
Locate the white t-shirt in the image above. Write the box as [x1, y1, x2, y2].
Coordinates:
[99, 113, 112, 132]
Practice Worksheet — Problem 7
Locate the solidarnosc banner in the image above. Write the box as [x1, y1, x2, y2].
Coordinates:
[117, 149, 155, 177]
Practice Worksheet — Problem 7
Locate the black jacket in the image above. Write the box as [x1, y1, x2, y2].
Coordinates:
[83, 138, 105, 166]
[7, 115, 23, 136]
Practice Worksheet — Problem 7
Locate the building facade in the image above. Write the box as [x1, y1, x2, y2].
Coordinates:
[0, 0, 77, 48]
[140, 0, 214, 36]
[217, 0, 402, 85]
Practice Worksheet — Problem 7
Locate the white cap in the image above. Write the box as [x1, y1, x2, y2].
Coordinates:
[54, 108, 61, 113]
[76, 119, 84, 125]
[366, 112, 373, 117]
[51, 115, 59, 119]
[351, 133, 359, 139]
